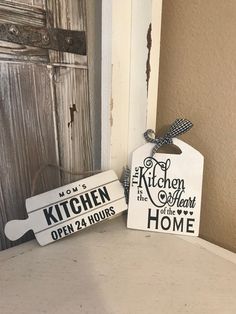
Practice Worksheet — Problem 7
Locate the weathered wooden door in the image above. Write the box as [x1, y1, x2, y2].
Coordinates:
[0, 0, 97, 250]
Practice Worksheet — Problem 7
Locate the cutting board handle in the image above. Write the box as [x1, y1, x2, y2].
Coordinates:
[4, 218, 31, 241]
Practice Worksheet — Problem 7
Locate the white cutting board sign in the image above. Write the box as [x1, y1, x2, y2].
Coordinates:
[127, 139, 204, 236]
[5, 170, 127, 246]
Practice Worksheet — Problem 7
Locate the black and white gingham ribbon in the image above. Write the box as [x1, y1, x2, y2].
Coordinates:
[121, 166, 130, 204]
[144, 118, 193, 156]
[121, 118, 193, 203]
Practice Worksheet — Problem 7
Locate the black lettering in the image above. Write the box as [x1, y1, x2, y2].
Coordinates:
[60, 201, 70, 218]
[173, 217, 184, 232]
[69, 198, 81, 214]
[75, 220, 81, 230]
[72, 187, 78, 192]
[98, 186, 110, 203]
[161, 216, 171, 230]
[90, 190, 102, 206]
[55, 204, 63, 221]
[94, 213, 100, 222]
[99, 210, 106, 219]
[158, 177, 164, 188]
[147, 208, 159, 229]
[105, 208, 110, 217]
[43, 207, 58, 226]
[88, 214, 95, 225]
[57, 228, 63, 238]
[63, 226, 69, 236]
[80, 193, 93, 210]
[109, 206, 115, 215]
[186, 218, 195, 233]
[59, 192, 65, 198]
[138, 166, 148, 188]
[51, 230, 58, 240]
[67, 224, 74, 233]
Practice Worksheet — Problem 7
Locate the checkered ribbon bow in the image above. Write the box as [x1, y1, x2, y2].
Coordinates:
[144, 118, 193, 156]
[121, 118, 193, 203]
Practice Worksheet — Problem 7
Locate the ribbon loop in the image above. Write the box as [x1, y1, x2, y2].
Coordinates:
[144, 118, 193, 156]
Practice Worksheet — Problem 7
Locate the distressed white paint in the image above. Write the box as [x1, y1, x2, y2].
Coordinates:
[101, 0, 163, 176]
[127, 139, 204, 236]
[5, 171, 127, 246]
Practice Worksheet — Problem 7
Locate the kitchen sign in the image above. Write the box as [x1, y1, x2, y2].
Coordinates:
[5, 170, 127, 246]
[127, 139, 204, 236]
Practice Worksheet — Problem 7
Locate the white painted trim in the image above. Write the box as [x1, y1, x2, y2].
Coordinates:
[147, 0, 163, 129]
[101, 0, 163, 176]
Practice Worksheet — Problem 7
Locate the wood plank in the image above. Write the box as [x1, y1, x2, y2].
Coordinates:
[86, 0, 102, 170]
[0, 40, 48, 62]
[46, 0, 87, 65]
[8, 0, 45, 8]
[53, 67, 93, 184]
[0, 0, 48, 62]
[0, 0, 46, 27]
[46, 0, 93, 183]
[0, 62, 60, 250]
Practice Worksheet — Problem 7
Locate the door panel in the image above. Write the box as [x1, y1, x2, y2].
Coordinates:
[0, 62, 60, 249]
[53, 66, 93, 184]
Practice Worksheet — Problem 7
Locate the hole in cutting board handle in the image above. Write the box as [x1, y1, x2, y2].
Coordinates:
[4, 218, 31, 241]
[155, 144, 182, 155]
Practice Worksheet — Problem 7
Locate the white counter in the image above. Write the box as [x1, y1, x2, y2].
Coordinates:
[0, 215, 236, 314]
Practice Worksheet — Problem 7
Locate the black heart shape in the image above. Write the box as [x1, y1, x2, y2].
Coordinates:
[184, 210, 188, 215]
[160, 193, 165, 200]
[177, 209, 182, 215]
[189, 211, 193, 215]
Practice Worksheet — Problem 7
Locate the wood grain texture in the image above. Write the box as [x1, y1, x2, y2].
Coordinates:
[46, 0, 93, 183]
[53, 66, 93, 184]
[0, 62, 60, 250]
[0, 40, 48, 62]
[0, 0, 46, 27]
[0, 0, 48, 62]
[46, 0, 87, 65]
[86, 0, 102, 170]
[10, 0, 46, 9]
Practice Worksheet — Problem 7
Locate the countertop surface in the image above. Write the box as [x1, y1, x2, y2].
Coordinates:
[0, 215, 236, 314]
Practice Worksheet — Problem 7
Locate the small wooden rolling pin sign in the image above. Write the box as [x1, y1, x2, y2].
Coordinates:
[5, 170, 127, 246]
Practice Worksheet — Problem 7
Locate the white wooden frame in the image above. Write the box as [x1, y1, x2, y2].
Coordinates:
[101, 0, 163, 176]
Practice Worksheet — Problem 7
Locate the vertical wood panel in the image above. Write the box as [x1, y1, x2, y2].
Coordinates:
[86, 0, 102, 170]
[53, 67, 93, 183]
[46, 0, 87, 66]
[0, 62, 60, 249]
[46, 0, 93, 183]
